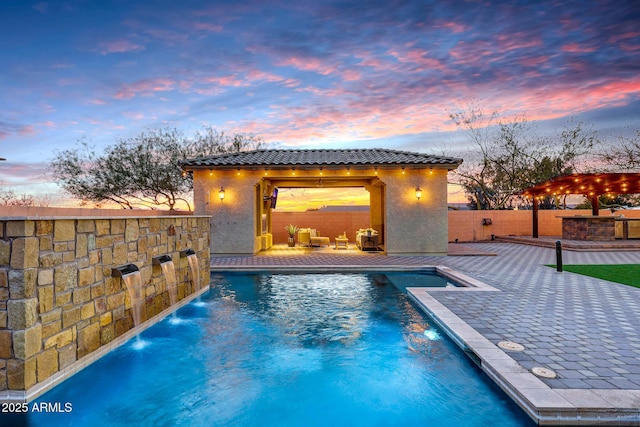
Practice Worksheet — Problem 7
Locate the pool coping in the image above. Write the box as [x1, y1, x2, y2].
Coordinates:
[213, 263, 640, 425]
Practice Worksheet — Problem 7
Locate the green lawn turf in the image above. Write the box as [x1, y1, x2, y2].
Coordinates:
[546, 264, 640, 288]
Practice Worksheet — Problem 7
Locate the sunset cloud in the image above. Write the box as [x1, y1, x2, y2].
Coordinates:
[0, 0, 638, 204]
[114, 78, 176, 99]
[97, 39, 145, 55]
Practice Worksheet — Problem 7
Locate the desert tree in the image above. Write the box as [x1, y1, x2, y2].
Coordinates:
[598, 126, 640, 171]
[0, 186, 52, 207]
[51, 127, 265, 210]
[449, 104, 599, 210]
[595, 126, 640, 207]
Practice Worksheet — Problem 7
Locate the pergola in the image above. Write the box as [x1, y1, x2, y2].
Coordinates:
[522, 173, 640, 238]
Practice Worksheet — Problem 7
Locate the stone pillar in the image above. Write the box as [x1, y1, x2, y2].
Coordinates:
[3, 221, 41, 391]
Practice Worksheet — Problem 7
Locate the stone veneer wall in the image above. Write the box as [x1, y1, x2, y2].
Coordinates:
[561, 217, 615, 241]
[0, 216, 210, 400]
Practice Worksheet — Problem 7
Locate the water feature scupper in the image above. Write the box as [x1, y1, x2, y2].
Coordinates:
[180, 248, 201, 292]
[112, 264, 144, 328]
[153, 255, 178, 309]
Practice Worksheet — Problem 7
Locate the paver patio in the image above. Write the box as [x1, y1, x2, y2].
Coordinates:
[211, 242, 640, 425]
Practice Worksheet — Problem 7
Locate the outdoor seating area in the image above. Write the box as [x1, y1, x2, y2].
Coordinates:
[355, 228, 379, 251]
[298, 228, 331, 247]
[291, 228, 382, 252]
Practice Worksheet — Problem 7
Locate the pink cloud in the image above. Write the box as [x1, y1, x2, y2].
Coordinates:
[204, 75, 246, 87]
[439, 21, 467, 33]
[495, 33, 542, 52]
[246, 70, 300, 87]
[97, 40, 145, 55]
[388, 48, 448, 72]
[143, 28, 188, 45]
[194, 22, 223, 32]
[449, 40, 495, 65]
[560, 43, 596, 53]
[340, 69, 361, 82]
[122, 112, 147, 120]
[277, 57, 336, 76]
[114, 78, 176, 99]
[193, 87, 224, 96]
[214, 70, 640, 148]
[191, 69, 302, 95]
[519, 56, 550, 67]
[0, 123, 34, 140]
[237, 95, 459, 145]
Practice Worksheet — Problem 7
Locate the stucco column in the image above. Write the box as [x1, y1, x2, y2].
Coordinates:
[382, 169, 449, 255]
[195, 170, 260, 255]
[365, 183, 385, 244]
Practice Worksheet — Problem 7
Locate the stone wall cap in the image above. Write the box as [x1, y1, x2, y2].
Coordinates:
[0, 215, 211, 220]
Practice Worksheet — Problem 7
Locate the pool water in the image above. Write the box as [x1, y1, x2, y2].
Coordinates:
[22, 272, 532, 426]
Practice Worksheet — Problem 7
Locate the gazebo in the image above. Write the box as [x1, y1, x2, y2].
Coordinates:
[522, 173, 640, 239]
[181, 148, 462, 255]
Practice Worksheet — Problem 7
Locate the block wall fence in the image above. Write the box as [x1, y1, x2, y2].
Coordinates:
[271, 211, 370, 243]
[270, 209, 640, 245]
[0, 214, 210, 402]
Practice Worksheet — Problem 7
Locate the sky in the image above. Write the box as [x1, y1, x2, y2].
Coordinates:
[1, 0, 639, 207]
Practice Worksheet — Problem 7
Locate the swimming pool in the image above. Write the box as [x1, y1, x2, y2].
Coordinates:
[18, 272, 532, 426]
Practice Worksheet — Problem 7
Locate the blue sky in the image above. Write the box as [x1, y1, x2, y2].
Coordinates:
[1, 0, 639, 204]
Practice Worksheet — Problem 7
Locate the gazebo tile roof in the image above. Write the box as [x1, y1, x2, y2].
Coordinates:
[181, 148, 462, 169]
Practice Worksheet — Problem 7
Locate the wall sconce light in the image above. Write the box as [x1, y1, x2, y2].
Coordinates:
[415, 186, 422, 201]
[218, 186, 225, 201]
